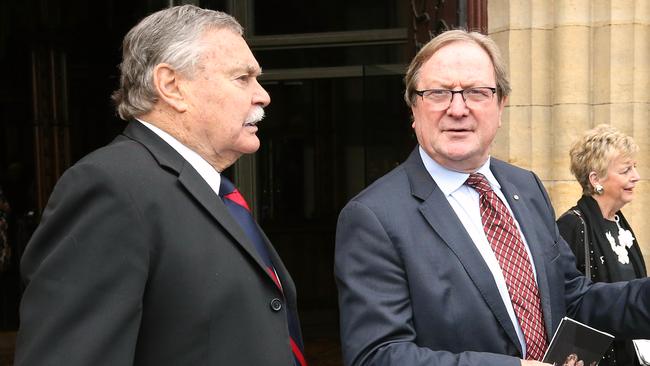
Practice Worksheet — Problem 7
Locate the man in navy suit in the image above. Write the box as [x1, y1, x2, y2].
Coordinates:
[16, 5, 305, 365]
[334, 30, 650, 366]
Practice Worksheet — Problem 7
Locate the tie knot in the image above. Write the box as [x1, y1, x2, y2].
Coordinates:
[466, 172, 492, 194]
[219, 176, 236, 197]
[220, 176, 251, 211]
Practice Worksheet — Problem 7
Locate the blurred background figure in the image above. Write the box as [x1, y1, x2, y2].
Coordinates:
[557, 124, 645, 366]
[0, 183, 20, 333]
[0, 186, 10, 273]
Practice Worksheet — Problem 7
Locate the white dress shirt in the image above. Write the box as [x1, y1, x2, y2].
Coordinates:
[137, 119, 222, 197]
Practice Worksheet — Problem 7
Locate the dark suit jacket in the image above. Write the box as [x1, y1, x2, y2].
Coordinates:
[16, 121, 301, 365]
[335, 148, 650, 366]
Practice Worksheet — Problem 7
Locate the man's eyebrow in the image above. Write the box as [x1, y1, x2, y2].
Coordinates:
[227, 64, 263, 80]
[242, 64, 262, 76]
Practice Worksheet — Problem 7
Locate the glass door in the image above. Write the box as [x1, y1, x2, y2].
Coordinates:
[253, 67, 413, 361]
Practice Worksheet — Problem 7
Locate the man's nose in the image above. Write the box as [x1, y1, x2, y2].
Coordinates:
[446, 92, 468, 117]
[254, 81, 271, 107]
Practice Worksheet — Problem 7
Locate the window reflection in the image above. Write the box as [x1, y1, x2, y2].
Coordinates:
[253, 0, 406, 35]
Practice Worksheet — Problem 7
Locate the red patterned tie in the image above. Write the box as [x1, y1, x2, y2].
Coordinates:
[466, 173, 547, 360]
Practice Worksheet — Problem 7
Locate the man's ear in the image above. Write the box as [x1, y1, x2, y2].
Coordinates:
[152, 63, 188, 112]
[497, 95, 508, 128]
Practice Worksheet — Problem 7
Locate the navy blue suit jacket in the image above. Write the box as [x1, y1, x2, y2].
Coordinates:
[335, 148, 650, 366]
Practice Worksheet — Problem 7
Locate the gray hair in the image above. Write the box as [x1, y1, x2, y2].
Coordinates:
[403, 29, 511, 107]
[112, 5, 243, 120]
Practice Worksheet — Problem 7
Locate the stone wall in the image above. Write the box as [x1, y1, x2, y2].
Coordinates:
[488, 0, 650, 267]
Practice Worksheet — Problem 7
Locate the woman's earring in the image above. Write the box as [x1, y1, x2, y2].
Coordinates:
[595, 184, 604, 195]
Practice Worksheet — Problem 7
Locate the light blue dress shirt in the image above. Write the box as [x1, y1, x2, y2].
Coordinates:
[418, 146, 538, 357]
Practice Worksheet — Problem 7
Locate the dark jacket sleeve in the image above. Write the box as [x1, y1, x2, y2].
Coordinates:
[15, 161, 149, 366]
[557, 211, 586, 272]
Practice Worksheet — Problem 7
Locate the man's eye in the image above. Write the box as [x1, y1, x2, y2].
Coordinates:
[467, 88, 487, 96]
[429, 90, 448, 96]
[236, 75, 250, 82]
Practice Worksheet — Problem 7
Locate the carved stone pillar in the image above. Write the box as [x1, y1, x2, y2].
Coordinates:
[489, 0, 650, 266]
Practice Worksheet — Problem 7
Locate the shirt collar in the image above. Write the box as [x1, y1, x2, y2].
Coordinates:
[418, 145, 501, 196]
[137, 118, 222, 196]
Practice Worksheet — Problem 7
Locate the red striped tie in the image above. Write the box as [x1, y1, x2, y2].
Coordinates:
[220, 177, 308, 366]
[466, 173, 547, 360]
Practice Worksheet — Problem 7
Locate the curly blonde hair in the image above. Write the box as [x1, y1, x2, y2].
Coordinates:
[569, 124, 638, 195]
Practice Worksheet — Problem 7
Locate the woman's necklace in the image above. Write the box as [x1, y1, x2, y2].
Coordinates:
[604, 214, 635, 264]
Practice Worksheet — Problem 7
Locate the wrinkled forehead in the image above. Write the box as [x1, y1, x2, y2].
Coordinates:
[198, 29, 261, 72]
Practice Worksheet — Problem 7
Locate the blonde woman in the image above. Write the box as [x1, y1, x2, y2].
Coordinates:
[557, 124, 645, 366]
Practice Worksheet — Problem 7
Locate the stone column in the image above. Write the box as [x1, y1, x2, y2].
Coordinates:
[489, 0, 650, 266]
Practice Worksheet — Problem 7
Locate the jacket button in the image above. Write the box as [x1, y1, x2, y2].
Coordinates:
[270, 298, 282, 312]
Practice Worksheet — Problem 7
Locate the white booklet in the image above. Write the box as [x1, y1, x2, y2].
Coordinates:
[633, 339, 650, 365]
[542, 317, 614, 366]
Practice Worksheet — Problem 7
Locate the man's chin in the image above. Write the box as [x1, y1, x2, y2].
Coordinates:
[240, 139, 261, 154]
[433, 148, 488, 172]
[444, 144, 480, 161]
[443, 129, 474, 138]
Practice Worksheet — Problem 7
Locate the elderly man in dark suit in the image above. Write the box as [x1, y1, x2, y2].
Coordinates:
[334, 29, 650, 366]
[15, 5, 306, 366]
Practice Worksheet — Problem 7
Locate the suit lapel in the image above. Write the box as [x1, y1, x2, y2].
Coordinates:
[261, 227, 297, 299]
[121, 121, 276, 287]
[404, 150, 522, 355]
[490, 162, 554, 340]
[176, 166, 271, 270]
